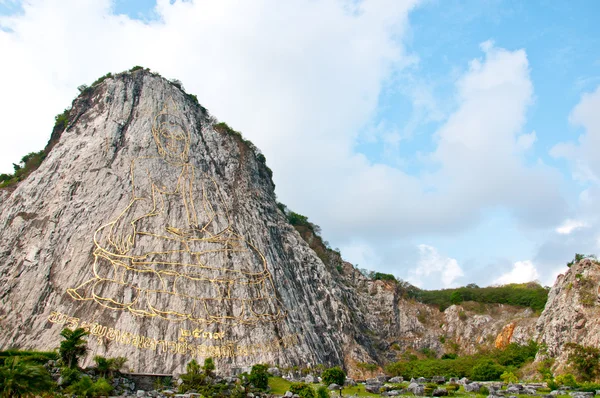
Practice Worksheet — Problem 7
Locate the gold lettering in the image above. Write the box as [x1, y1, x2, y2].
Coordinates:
[192, 328, 203, 338]
[106, 328, 120, 341]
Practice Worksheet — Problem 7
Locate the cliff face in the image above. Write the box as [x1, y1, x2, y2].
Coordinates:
[0, 70, 355, 373]
[535, 258, 600, 372]
[330, 262, 538, 378]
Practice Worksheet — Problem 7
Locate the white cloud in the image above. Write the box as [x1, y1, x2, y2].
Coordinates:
[516, 130, 537, 151]
[551, 86, 600, 183]
[493, 260, 539, 285]
[407, 244, 463, 289]
[555, 219, 587, 235]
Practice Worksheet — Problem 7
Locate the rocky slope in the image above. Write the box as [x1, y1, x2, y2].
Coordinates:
[0, 68, 595, 377]
[535, 258, 600, 372]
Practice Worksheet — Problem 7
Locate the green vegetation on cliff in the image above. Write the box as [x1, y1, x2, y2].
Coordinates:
[404, 282, 549, 312]
[385, 341, 539, 380]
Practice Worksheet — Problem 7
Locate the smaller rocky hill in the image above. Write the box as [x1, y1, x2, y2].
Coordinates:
[535, 257, 600, 372]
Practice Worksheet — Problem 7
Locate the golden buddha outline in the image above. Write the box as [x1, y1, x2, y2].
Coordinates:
[67, 101, 286, 327]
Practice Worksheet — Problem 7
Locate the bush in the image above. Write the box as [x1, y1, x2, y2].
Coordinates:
[470, 360, 505, 381]
[322, 366, 345, 387]
[93, 355, 127, 379]
[91, 72, 112, 86]
[566, 343, 600, 381]
[60, 366, 82, 387]
[372, 272, 397, 282]
[289, 382, 315, 398]
[478, 386, 489, 395]
[446, 383, 460, 392]
[0, 350, 58, 366]
[248, 364, 269, 390]
[54, 109, 70, 131]
[555, 373, 578, 388]
[567, 253, 596, 267]
[316, 385, 329, 398]
[500, 371, 518, 383]
[66, 376, 113, 397]
[0, 356, 55, 397]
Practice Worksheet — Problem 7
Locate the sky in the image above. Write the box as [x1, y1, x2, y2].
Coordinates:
[1, 0, 599, 289]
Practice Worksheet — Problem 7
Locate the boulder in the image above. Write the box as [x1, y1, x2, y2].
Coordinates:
[464, 383, 481, 393]
[506, 386, 520, 394]
[328, 384, 342, 391]
[378, 376, 389, 383]
[417, 377, 427, 384]
[389, 377, 403, 384]
[284, 392, 293, 398]
[344, 378, 357, 387]
[408, 383, 425, 396]
[137, 390, 146, 397]
[432, 376, 446, 385]
[384, 391, 402, 396]
[365, 383, 383, 394]
[367, 378, 380, 384]
[268, 367, 281, 377]
[304, 375, 317, 384]
[433, 388, 449, 397]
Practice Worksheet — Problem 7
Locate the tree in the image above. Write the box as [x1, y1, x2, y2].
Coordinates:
[565, 343, 600, 382]
[59, 328, 89, 369]
[248, 364, 269, 390]
[322, 366, 346, 396]
[0, 356, 55, 398]
[450, 291, 463, 305]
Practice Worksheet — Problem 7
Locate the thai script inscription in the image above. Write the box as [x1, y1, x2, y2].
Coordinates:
[48, 311, 299, 358]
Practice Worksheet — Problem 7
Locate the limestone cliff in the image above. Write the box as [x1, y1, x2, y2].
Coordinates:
[0, 69, 354, 373]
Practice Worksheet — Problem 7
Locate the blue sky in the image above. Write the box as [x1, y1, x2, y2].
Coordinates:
[1, 0, 599, 289]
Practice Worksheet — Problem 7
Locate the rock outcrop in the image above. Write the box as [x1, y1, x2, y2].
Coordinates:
[535, 258, 600, 371]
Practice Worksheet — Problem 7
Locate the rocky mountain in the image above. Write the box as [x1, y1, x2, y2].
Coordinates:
[0, 68, 596, 377]
[0, 68, 353, 373]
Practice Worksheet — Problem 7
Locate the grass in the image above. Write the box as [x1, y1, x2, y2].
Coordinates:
[268, 377, 577, 398]
[343, 384, 380, 397]
[268, 377, 381, 397]
[269, 377, 293, 395]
